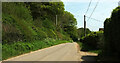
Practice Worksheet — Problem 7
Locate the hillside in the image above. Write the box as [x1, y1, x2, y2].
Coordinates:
[2, 2, 78, 60]
[2, 2, 78, 44]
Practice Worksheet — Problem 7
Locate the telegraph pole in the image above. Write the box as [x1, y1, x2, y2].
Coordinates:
[55, 15, 58, 40]
[56, 15, 57, 26]
[84, 15, 86, 37]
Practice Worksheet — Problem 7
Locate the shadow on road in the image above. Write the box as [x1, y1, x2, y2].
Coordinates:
[81, 55, 98, 63]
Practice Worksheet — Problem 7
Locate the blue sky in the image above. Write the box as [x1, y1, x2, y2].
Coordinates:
[61, 0, 119, 31]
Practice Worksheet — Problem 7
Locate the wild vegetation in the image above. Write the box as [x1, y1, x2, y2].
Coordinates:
[2, 2, 78, 60]
[78, 31, 103, 54]
[78, 6, 120, 61]
[99, 6, 120, 61]
[2, 39, 71, 60]
[77, 28, 91, 39]
[2, 1, 120, 61]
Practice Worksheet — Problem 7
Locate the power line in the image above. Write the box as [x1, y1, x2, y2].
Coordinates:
[86, 16, 103, 22]
[87, 23, 100, 28]
[85, 0, 92, 15]
[87, 0, 100, 22]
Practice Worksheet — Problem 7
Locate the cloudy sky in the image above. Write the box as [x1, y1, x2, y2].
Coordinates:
[61, 0, 119, 31]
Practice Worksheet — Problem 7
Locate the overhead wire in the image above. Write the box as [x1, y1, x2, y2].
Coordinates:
[87, 0, 100, 22]
[87, 23, 101, 28]
[86, 16, 103, 22]
[85, 0, 92, 15]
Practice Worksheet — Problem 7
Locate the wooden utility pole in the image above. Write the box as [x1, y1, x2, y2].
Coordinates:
[56, 15, 57, 26]
[84, 15, 86, 37]
[55, 15, 58, 40]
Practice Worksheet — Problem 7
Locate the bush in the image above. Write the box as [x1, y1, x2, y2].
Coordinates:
[81, 31, 104, 50]
[78, 42, 101, 54]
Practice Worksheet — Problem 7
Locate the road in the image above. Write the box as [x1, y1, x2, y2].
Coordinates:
[4, 42, 81, 61]
[2, 42, 98, 63]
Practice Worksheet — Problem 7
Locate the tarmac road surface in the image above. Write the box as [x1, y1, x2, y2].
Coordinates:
[4, 42, 80, 61]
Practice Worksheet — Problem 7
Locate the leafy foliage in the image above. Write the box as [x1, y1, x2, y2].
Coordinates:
[77, 28, 91, 39]
[103, 6, 120, 58]
[2, 2, 78, 44]
[2, 2, 78, 60]
[80, 31, 104, 50]
[77, 42, 101, 53]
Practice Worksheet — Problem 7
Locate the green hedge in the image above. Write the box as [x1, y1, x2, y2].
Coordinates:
[103, 6, 120, 57]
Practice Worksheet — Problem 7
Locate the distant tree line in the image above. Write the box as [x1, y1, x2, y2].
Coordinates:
[77, 28, 91, 39]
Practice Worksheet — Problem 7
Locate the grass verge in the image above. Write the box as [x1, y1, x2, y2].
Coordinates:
[2, 39, 72, 60]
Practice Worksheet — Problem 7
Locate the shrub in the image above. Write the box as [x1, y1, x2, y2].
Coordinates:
[81, 31, 104, 50]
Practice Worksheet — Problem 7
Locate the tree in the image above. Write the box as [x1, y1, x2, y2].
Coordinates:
[77, 28, 91, 38]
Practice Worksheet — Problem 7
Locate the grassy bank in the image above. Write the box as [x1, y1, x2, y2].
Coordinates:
[2, 39, 72, 60]
[2, 2, 77, 61]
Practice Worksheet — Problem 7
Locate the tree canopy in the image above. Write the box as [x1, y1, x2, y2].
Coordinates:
[2, 2, 78, 44]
